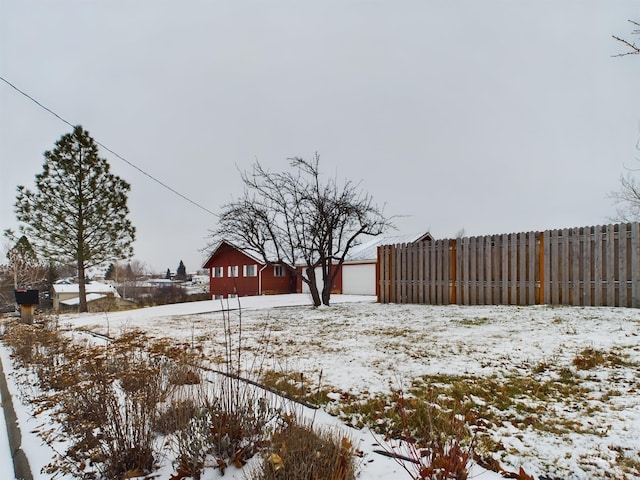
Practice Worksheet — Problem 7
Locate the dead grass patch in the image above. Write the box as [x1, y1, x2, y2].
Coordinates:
[572, 347, 635, 370]
[251, 414, 358, 480]
[260, 369, 334, 407]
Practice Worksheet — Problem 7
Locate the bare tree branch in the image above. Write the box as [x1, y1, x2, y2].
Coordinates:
[612, 20, 640, 57]
[608, 133, 640, 222]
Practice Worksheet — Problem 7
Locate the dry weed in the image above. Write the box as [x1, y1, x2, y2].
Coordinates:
[251, 414, 358, 480]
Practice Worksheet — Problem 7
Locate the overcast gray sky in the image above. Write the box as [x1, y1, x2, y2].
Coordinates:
[1, 1, 639, 274]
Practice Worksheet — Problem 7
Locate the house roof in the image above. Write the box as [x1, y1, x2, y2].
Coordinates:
[60, 293, 108, 306]
[344, 231, 433, 262]
[203, 240, 267, 269]
[52, 281, 119, 296]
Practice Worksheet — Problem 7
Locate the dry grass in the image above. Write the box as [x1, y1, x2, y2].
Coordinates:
[260, 369, 333, 406]
[251, 414, 358, 480]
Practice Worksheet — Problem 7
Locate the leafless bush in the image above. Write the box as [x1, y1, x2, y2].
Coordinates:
[160, 302, 278, 479]
[162, 367, 278, 477]
[2, 323, 180, 478]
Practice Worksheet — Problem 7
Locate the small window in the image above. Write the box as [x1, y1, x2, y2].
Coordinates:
[243, 265, 257, 277]
[213, 267, 223, 278]
[213, 294, 223, 300]
[229, 293, 238, 299]
[274, 265, 286, 277]
[228, 266, 238, 277]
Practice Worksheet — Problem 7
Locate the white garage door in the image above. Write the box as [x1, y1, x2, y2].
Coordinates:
[342, 263, 376, 295]
[301, 267, 324, 294]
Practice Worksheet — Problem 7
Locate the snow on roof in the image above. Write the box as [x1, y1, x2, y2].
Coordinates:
[203, 240, 269, 268]
[60, 293, 107, 306]
[53, 281, 119, 296]
[345, 231, 432, 262]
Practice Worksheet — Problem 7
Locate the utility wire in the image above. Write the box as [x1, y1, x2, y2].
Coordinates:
[0, 75, 218, 217]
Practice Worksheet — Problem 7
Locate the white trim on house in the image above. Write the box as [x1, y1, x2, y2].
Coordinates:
[243, 264, 257, 277]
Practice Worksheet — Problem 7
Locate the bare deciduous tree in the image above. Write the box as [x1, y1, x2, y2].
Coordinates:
[0, 231, 49, 309]
[2, 231, 48, 290]
[609, 170, 640, 223]
[609, 21, 639, 221]
[110, 259, 148, 299]
[609, 134, 640, 223]
[209, 154, 392, 306]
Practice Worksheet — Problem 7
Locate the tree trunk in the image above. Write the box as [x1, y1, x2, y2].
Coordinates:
[321, 259, 333, 306]
[305, 267, 322, 307]
[77, 259, 88, 313]
[321, 284, 331, 306]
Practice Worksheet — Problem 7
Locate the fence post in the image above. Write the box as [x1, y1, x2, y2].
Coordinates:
[619, 224, 628, 307]
[632, 222, 640, 308]
[538, 232, 544, 304]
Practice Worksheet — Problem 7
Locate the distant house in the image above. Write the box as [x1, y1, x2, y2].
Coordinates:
[52, 280, 136, 312]
[299, 231, 433, 296]
[202, 241, 296, 299]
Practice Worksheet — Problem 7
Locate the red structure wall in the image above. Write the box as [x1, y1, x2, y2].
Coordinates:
[203, 241, 296, 299]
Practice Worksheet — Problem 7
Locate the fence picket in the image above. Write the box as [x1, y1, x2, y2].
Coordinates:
[470, 237, 477, 305]
[606, 224, 616, 305]
[584, 227, 592, 306]
[476, 237, 484, 304]
[528, 231, 537, 304]
[594, 226, 603, 306]
[619, 224, 628, 307]
[571, 227, 580, 306]
[485, 236, 492, 304]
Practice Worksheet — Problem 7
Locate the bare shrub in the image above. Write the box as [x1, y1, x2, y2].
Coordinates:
[43, 339, 164, 479]
[155, 398, 199, 435]
[6, 328, 177, 479]
[2, 318, 47, 366]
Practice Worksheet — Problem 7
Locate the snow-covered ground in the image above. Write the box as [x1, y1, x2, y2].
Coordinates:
[2, 294, 639, 479]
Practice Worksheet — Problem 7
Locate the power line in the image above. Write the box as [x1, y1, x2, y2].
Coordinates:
[0, 75, 218, 217]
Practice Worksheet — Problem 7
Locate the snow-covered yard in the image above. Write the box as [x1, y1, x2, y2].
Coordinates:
[2, 294, 639, 479]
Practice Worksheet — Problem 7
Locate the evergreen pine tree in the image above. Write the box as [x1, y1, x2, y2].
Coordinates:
[15, 126, 135, 312]
[176, 260, 186, 280]
[105, 263, 115, 280]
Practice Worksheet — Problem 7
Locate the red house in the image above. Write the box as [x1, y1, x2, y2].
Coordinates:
[202, 241, 296, 299]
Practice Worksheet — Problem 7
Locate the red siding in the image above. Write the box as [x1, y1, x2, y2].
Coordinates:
[203, 242, 295, 298]
[261, 265, 296, 295]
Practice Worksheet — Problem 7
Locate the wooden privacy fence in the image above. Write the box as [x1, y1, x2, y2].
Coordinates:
[378, 222, 640, 308]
